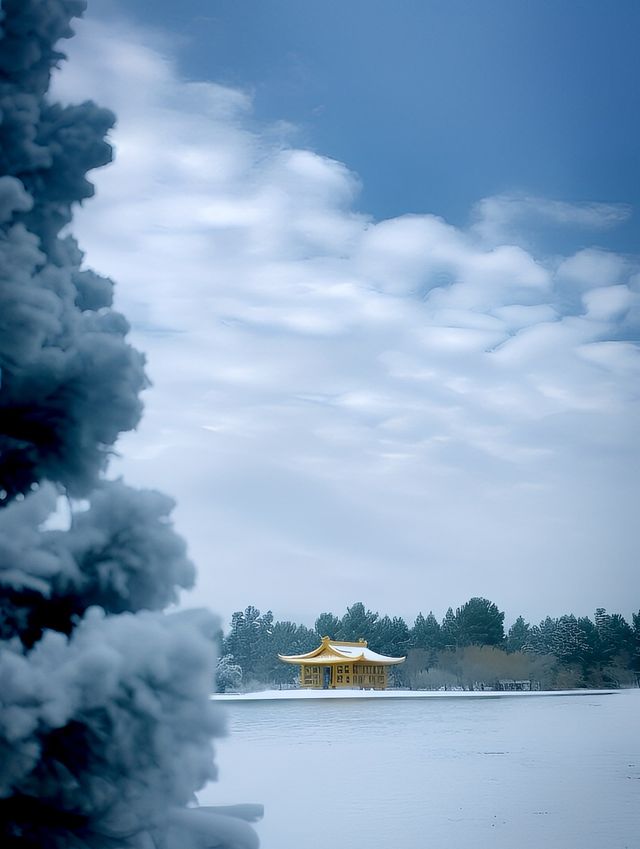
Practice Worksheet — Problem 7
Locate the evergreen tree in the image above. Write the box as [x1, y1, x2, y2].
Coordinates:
[224, 605, 274, 682]
[411, 612, 427, 649]
[224, 609, 248, 669]
[216, 654, 243, 693]
[523, 616, 557, 655]
[0, 4, 257, 846]
[411, 611, 442, 658]
[632, 611, 640, 675]
[594, 607, 608, 631]
[392, 616, 411, 655]
[596, 610, 635, 663]
[441, 607, 458, 648]
[576, 616, 601, 673]
[267, 620, 314, 686]
[455, 597, 505, 646]
[315, 611, 340, 638]
[373, 615, 410, 657]
[551, 614, 590, 666]
[339, 602, 379, 641]
[506, 616, 531, 653]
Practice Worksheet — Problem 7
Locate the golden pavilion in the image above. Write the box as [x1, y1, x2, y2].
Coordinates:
[278, 636, 405, 690]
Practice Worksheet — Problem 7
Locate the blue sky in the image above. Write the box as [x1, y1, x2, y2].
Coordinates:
[52, 1, 639, 627]
[106, 0, 639, 250]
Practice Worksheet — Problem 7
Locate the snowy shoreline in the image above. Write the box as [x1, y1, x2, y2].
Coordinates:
[212, 687, 617, 702]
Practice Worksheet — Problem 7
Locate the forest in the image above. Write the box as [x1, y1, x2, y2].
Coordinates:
[216, 599, 640, 692]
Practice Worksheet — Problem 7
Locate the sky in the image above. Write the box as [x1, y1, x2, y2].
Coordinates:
[52, 0, 639, 629]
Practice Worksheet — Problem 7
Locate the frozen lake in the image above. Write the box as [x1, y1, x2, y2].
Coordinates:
[203, 690, 640, 849]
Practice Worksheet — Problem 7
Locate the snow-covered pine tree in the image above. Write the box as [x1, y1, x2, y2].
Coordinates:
[0, 2, 259, 846]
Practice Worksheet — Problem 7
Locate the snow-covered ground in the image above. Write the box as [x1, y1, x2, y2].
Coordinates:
[206, 689, 639, 849]
[213, 687, 614, 701]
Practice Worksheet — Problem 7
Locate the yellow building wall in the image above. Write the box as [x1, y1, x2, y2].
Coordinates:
[300, 663, 389, 689]
[300, 665, 323, 688]
[335, 663, 388, 689]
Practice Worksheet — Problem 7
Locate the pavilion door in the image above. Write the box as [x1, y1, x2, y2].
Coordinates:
[322, 666, 331, 689]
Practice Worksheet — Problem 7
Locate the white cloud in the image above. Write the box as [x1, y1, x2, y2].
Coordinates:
[583, 284, 635, 321]
[472, 194, 632, 245]
[51, 14, 640, 624]
[558, 249, 629, 290]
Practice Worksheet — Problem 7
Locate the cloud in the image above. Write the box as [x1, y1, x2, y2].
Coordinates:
[472, 194, 632, 245]
[50, 13, 640, 623]
[583, 284, 634, 321]
[558, 248, 629, 289]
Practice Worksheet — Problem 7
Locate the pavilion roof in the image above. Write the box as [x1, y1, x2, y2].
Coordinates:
[278, 636, 405, 666]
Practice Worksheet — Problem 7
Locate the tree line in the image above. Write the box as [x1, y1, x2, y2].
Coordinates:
[215, 599, 640, 692]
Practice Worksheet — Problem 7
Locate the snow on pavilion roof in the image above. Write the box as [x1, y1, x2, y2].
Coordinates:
[278, 636, 405, 666]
